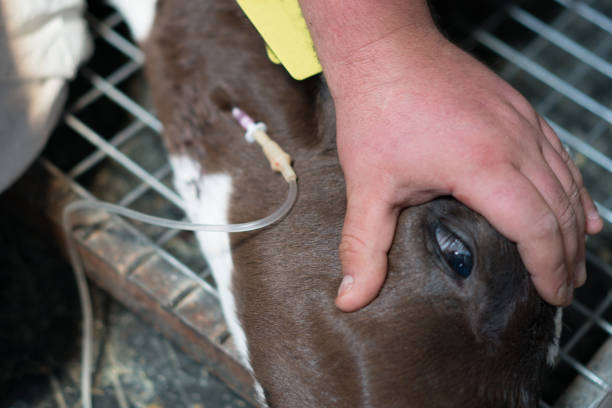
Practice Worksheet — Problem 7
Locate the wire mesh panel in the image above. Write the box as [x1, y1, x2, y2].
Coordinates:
[39, 0, 612, 406]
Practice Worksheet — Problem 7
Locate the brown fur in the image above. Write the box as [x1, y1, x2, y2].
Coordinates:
[144, 1, 556, 407]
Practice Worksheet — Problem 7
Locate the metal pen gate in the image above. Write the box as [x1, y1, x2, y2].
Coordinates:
[28, 0, 612, 406]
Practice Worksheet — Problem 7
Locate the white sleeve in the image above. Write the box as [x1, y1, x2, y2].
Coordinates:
[0, 0, 92, 193]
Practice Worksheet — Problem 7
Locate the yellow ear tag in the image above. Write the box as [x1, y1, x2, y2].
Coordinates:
[237, 0, 323, 80]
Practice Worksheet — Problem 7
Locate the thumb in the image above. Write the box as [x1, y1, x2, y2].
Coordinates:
[336, 191, 398, 312]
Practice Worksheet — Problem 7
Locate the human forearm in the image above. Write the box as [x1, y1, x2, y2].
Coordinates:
[297, 0, 442, 98]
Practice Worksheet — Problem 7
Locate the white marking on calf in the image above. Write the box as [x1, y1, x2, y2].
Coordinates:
[169, 155, 268, 406]
[108, 0, 157, 42]
[170, 156, 249, 364]
[547, 308, 563, 366]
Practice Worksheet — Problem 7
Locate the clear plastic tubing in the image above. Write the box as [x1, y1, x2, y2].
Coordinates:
[65, 179, 296, 233]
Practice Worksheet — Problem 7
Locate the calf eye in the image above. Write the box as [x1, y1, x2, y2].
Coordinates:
[434, 224, 473, 278]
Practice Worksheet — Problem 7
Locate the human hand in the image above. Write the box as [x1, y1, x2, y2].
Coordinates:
[327, 33, 603, 311]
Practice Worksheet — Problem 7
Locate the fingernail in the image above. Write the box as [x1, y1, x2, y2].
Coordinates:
[556, 282, 572, 305]
[337, 275, 354, 297]
[574, 262, 587, 287]
[588, 208, 601, 221]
